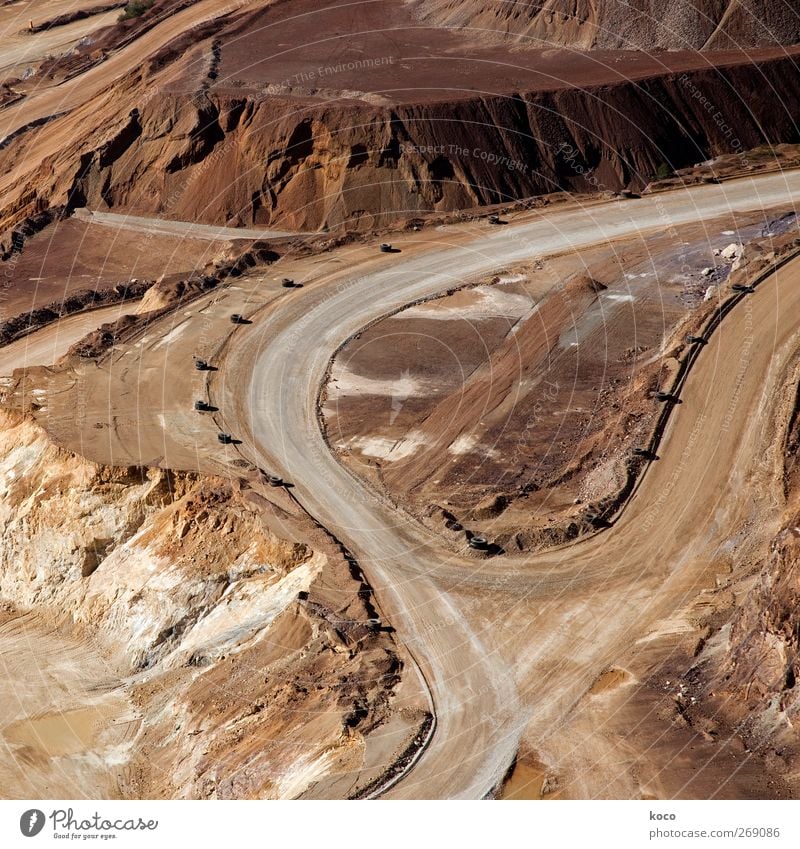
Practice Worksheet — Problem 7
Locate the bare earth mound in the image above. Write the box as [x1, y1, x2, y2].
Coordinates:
[324, 206, 800, 550]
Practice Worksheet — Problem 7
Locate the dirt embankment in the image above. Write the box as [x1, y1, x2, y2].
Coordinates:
[0, 409, 408, 799]
[3, 28, 800, 236]
[324, 215, 800, 553]
[631, 367, 800, 797]
[640, 516, 800, 797]
[677, 394, 800, 787]
[26, 2, 127, 35]
[709, 524, 800, 773]
[37, 0, 201, 80]
[418, 0, 800, 50]
[59, 57, 800, 231]
[0, 279, 151, 347]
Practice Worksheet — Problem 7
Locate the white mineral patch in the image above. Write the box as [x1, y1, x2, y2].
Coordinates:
[153, 322, 188, 350]
[349, 432, 428, 461]
[274, 749, 338, 799]
[721, 242, 744, 260]
[330, 365, 439, 398]
[449, 434, 479, 455]
[172, 557, 322, 663]
[400, 286, 534, 321]
[0, 441, 47, 484]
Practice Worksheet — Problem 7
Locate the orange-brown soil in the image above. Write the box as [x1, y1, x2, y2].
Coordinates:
[324, 208, 800, 551]
[2, 0, 800, 238]
[0, 409, 422, 799]
[0, 217, 229, 320]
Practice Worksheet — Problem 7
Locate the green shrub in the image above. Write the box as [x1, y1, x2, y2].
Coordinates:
[656, 161, 673, 180]
[120, 0, 155, 20]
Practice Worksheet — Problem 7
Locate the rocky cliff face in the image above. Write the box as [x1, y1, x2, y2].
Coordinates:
[0, 410, 402, 798]
[419, 0, 800, 50]
[700, 523, 800, 782]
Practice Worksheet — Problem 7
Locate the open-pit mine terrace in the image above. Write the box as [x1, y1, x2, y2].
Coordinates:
[3, 0, 800, 802]
[1, 0, 800, 240]
[1, 168, 800, 798]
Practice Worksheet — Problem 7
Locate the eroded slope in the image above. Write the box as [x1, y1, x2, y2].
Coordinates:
[0, 410, 418, 799]
[419, 0, 800, 50]
[324, 207, 800, 552]
[2, 0, 800, 236]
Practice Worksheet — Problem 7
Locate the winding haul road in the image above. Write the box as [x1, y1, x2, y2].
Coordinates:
[211, 170, 800, 798]
[2, 0, 799, 803]
[3, 170, 799, 798]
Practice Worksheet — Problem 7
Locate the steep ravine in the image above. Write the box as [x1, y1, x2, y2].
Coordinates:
[0, 410, 404, 799]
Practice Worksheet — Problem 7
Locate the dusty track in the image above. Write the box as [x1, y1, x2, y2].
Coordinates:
[73, 208, 298, 241]
[0, 0, 259, 143]
[0, 1, 122, 75]
[0, 303, 132, 374]
[7, 169, 800, 798]
[215, 171, 800, 797]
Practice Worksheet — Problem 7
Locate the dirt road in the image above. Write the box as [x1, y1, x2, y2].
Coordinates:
[0, 5, 122, 75]
[0, 0, 261, 143]
[8, 169, 800, 798]
[0, 304, 132, 375]
[216, 171, 800, 797]
[73, 208, 298, 241]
